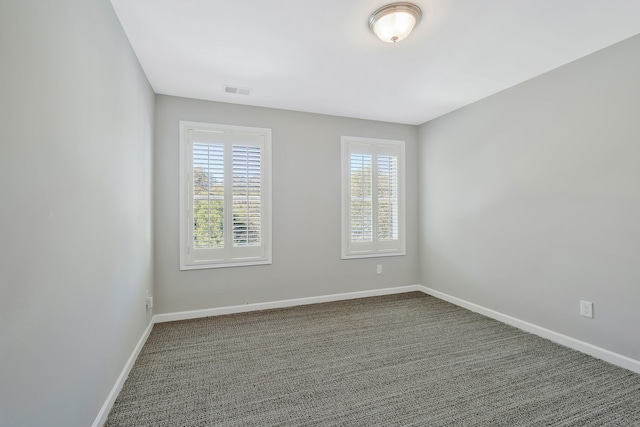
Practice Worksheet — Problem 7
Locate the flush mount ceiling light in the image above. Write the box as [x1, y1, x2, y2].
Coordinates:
[369, 2, 422, 43]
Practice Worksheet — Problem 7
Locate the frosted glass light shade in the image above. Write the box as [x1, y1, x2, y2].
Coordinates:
[369, 3, 422, 43]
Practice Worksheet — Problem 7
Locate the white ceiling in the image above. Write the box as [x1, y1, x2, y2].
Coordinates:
[109, 0, 640, 125]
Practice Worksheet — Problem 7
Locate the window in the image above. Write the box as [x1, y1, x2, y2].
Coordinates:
[180, 121, 272, 269]
[341, 136, 405, 259]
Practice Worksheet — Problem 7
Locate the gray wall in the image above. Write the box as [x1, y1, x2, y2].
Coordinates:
[418, 34, 640, 361]
[0, 1, 154, 426]
[155, 96, 418, 314]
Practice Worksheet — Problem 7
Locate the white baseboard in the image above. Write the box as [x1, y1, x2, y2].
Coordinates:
[154, 285, 422, 323]
[417, 285, 640, 374]
[92, 318, 154, 427]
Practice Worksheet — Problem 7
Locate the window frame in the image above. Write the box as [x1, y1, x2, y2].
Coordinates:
[179, 121, 272, 270]
[341, 136, 405, 259]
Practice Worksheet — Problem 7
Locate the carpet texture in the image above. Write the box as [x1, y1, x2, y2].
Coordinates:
[105, 292, 640, 426]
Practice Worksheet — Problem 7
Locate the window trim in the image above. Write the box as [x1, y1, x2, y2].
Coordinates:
[179, 121, 272, 270]
[341, 136, 406, 259]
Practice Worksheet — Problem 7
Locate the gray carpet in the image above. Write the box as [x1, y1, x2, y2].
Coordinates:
[105, 292, 640, 426]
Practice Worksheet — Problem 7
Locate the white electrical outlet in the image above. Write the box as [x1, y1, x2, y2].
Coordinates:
[580, 300, 593, 318]
[376, 265, 382, 275]
[146, 291, 153, 311]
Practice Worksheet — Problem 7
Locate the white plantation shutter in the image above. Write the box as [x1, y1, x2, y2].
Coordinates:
[342, 137, 405, 258]
[193, 142, 224, 248]
[349, 153, 373, 242]
[180, 122, 271, 269]
[233, 144, 262, 247]
[377, 154, 398, 241]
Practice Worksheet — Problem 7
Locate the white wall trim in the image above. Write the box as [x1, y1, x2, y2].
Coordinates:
[417, 285, 640, 374]
[154, 285, 422, 323]
[91, 318, 154, 427]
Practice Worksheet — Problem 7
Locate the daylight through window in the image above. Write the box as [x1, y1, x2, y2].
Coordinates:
[341, 136, 405, 259]
[180, 122, 272, 269]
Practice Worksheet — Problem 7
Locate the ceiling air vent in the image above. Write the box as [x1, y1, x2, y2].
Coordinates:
[224, 85, 252, 96]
